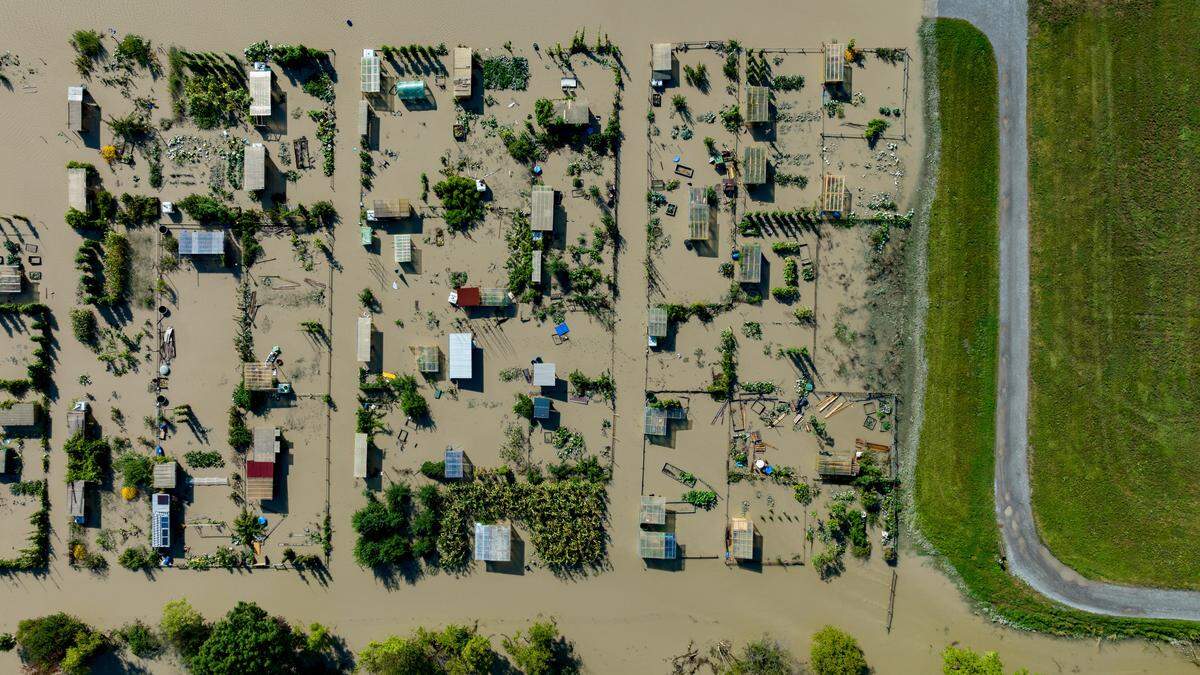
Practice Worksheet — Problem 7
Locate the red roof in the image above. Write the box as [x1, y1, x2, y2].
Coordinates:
[455, 287, 481, 307]
[246, 460, 274, 478]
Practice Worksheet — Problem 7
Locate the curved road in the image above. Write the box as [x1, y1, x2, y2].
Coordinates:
[928, 0, 1200, 620]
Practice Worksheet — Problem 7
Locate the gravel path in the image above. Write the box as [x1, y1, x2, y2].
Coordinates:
[927, 0, 1200, 620]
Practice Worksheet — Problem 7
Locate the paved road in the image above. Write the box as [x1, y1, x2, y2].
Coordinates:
[928, 0, 1200, 620]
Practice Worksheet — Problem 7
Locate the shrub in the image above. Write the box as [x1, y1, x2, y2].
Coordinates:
[184, 450, 225, 469]
[864, 118, 889, 146]
[177, 194, 236, 224]
[115, 451, 154, 489]
[682, 490, 718, 510]
[393, 375, 428, 419]
[773, 74, 805, 91]
[65, 208, 92, 230]
[64, 433, 110, 483]
[353, 483, 412, 568]
[116, 34, 153, 68]
[160, 598, 210, 660]
[70, 29, 103, 61]
[771, 241, 804, 255]
[513, 393, 534, 419]
[810, 625, 867, 675]
[70, 308, 98, 345]
[771, 286, 800, 302]
[102, 230, 131, 304]
[502, 620, 578, 675]
[0, 633, 13, 651]
[227, 406, 252, 449]
[419, 461, 446, 479]
[433, 175, 485, 229]
[794, 307, 815, 324]
[119, 546, 159, 571]
[16, 613, 102, 674]
[117, 620, 162, 658]
[359, 625, 497, 675]
[783, 259, 799, 286]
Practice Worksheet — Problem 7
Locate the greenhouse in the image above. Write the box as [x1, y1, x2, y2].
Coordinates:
[395, 80, 428, 101]
[416, 345, 439, 374]
[394, 233, 413, 263]
[639, 495, 667, 525]
[638, 531, 676, 560]
[361, 49, 381, 93]
[474, 522, 512, 562]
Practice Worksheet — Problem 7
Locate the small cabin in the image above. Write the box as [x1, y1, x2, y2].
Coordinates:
[361, 49, 381, 93]
[0, 266, 22, 295]
[69, 480, 86, 524]
[252, 427, 281, 463]
[0, 402, 37, 429]
[356, 316, 372, 363]
[358, 100, 370, 138]
[651, 43, 673, 83]
[532, 362, 556, 388]
[530, 185, 555, 233]
[66, 401, 89, 437]
[354, 432, 368, 479]
[246, 460, 274, 502]
[177, 230, 225, 256]
[453, 47, 473, 99]
[533, 396, 551, 420]
[368, 199, 412, 221]
[67, 167, 88, 212]
[67, 85, 86, 132]
[554, 98, 590, 126]
[153, 461, 177, 490]
[531, 249, 543, 285]
[647, 306, 668, 342]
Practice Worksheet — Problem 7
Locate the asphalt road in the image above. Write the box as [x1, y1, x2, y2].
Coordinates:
[927, 0, 1200, 620]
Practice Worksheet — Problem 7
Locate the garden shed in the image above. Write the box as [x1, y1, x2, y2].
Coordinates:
[358, 100, 370, 138]
[473, 522, 512, 562]
[0, 266, 22, 294]
[532, 362, 556, 387]
[0, 402, 36, 428]
[640, 495, 667, 526]
[153, 461, 177, 490]
[353, 432, 368, 479]
[824, 42, 845, 84]
[742, 145, 767, 186]
[244, 143, 266, 192]
[533, 396, 551, 420]
[242, 362, 275, 391]
[245, 460, 274, 502]
[66, 402, 88, 436]
[554, 98, 590, 126]
[453, 46, 473, 99]
[69, 480, 86, 524]
[393, 233, 413, 263]
[647, 306, 668, 339]
[687, 187, 712, 241]
[817, 453, 859, 478]
[821, 173, 847, 215]
[530, 184, 555, 232]
[151, 493, 170, 548]
[639, 531, 676, 560]
[248, 69, 272, 121]
[737, 243, 762, 284]
[416, 345, 439, 374]
[368, 199, 412, 220]
[651, 43, 673, 81]
[730, 517, 755, 560]
[253, 427, 280, 463]
[68, 167, 88, 212]
[177, 230, 224, 256]
[744, 86, 770, 124]
[531, 249, 543, 284]
[448, 333, 473, 380]
[445, 447, 465, 479]
[395, 80, 427, 101]
[361, 49, 381, 93]
[357, 316, 372, 363]
[67, 85, 85, 132]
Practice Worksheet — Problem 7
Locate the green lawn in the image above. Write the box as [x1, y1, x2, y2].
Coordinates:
[1027, 0, 1200, 589]
[915, 17, 1200, 640]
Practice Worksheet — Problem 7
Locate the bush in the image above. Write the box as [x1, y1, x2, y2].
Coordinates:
[64, 432, 110, 483]
[502, 620, 578, 675]
[102, 230, 131, 304]
[119, 545, 159, 571]
[65, 208, 92, 231]
[117, 620, 162, 658]
[70, 29, 103, 59]
[433, 175, 485, 229]
[190, 602, 305, 675]
[419, 461, 445, 479]
[227, 406, 252, 449]
[115, 34, 153, 68]
[232, 380, 252, 410]
[160, 598, 210, 661]
[115, 451, 154, 489]
[16, 613, 103, 674]
[0, 632, 13, 651]
[185, 75, 251, 130]
[794, 307, 815, 324]
[864, 118, 889, 146]
[682, 490, 718, 510]
[723, 636, 798, 675]
[771, 241, 804, 255]
[810, 625, 867, 675]
[70, 308, 98, 345]
[177, 194, 236, 224]
[359, 624, 497, 675]
[513, 393, 535, 419]
[184, 450, 225, 468]
[393, 375, 428, 419]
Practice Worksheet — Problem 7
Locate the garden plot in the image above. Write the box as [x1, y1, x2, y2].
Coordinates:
[640, 396, 728, 559]
[0, 446, 45, 560]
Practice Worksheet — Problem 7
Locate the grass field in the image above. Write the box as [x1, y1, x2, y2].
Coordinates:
[1027, 0, 1200, 590]
[915, 17, 1200, 641]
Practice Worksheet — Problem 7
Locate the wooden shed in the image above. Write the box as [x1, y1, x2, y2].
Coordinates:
[0, 266, 22, 294]
[243, 143, 266, 192]
[361, 48, 381, 93]
[824, 42, 846, 84]
[248, 69, 272, 121]
[640, 495, 667, 526]
[68, 167, 88, 212]
[357, 316, 372, 363]
[368, 199, 412, 220]
[821, 174, 847, 215]
[67, 85, 86, 132]
[393, 234, 413, 264]
[153, 461, 177, 490]
[737, 243, 762, 284]
[242, 363, 275, 391]
[555, 98, 590, 126]
[742, 145, 767, 186]
[245, 460, 274, 502]
[530, 185, 555, 232]
[730, 517, 755, 560]
[817, 453, 860, 478]
[453, 46, 473, 99]
[744, 85, 770, 124]
[353, 432, 368, 479]
[687, 187, 713, 241]
[651, 43, 673, 81]
[416, 345, 439, 374]
[0, 402, 37, 428]
[66, 402, 89, 436]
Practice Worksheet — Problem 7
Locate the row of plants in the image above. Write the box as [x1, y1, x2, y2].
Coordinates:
[0, 303, 53, 395]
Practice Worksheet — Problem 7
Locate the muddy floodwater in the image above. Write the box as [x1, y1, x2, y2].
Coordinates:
[0, 1, 1193, 673]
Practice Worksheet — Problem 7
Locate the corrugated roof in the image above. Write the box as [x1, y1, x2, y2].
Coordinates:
[651, 43, 672, 74]
[0, 266, 22, 294]
[69, 480, 86, 518]
[252, 427, 279, 462]
[68, 167, 88, 212]
[354, 433, 368, 478]
[448, 333, 473, 380]
[745, 86, 770, 124]
[531, 249, 542, 284]
[248, 70, 272, 117]
[357, 316, 372, 363]
[0, 402, 36, 427]
[177, 230, 224, 255]
[532, 362, 556, 387]
[244, 143, 266, 191]
[358, 100, 370, 137]
[530, 185, 555, 232]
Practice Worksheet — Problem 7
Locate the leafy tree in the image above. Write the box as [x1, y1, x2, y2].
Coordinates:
[15, 613, 103, 674]
[70, 308, 98, 346]
[513, 393, 535, 420]
[809, 626, 867, 675]
[721, 636, 797, 675]
[359, 624, 496, 675]
[233, 510, 266, 546]
[190, 602, 304, 675]
[353, 483, 412, 567]
[115, 451, 154, 489]
[177, 194, 237, 223]
[117, 620, 162, 658]
[118, 545, 159, 571]
[161, 598, 210, 661]
[942, 645, 1017, 675]
[432, 175, 485, 229]
[65, 208, 92, 230]
[502, 619, 578, 675]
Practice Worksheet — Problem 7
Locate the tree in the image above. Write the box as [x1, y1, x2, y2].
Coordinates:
[190, 602, 304, 675]
[117, 620, 162, 658]
[942, 646, 1016, 675]
[809, 626, 867, 675]
[432, 175, 485, 229]
[70, 308, 98, 346]
[513, 393, 534, 420]
[15, 613, 103, 674]
[359, 625, 496, 675]
[233, 510, 267, 546]
[115, 451, 154, 489]
[502, 619, 578, 675]
[721, 636, 797, 675]
[160, 598, 210, 661]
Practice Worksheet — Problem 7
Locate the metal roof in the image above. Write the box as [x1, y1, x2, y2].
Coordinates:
[394, 233, 413, 263]
[742, 145, 767, 185]
[448, 333, 473, 380]
[68, 167, 88, 211]
[532, 362, 556, 387]
[67, 86, 85, 131]
[358, 100, 370, 137]
[252, 427, 280, 462]
[0, 402, 36, 427]
[243, 143, 266, 191]
[370, 199, 411, 219]
[245, 460, 274, 501]
[737, 243, 762, 284]
[533, 396, 551, 420]
[530, 185, 555, 232]
[152, 493, 171, 548]
[361, 49, 381, 93]
[531, 249, 543, 284]
[177, 230, 224, 256]
[0, 266, 21, 294]
[357, 316, 372, 363]
[69, 480, 86, 518]
[745, 86, 770, 124]
[354, 433, 368, 478]
[248, 70, 271, 117]
[639, 531, 676, 559]
[473, 522, 511, 562]
[651, 43, 672, 74]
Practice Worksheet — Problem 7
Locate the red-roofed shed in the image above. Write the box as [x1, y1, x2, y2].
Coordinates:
[454, 286, 482, 307]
